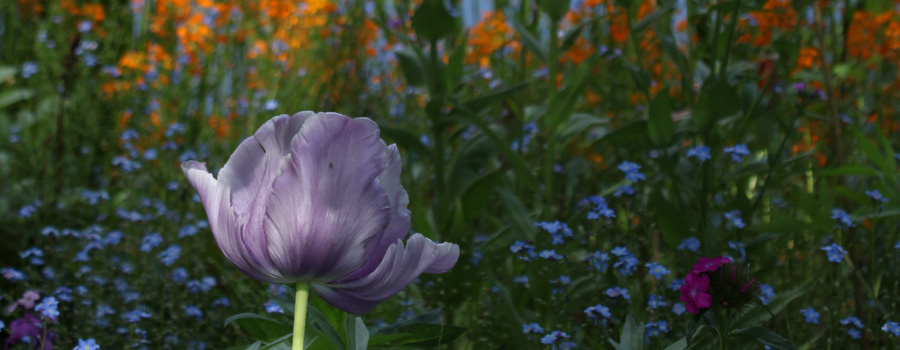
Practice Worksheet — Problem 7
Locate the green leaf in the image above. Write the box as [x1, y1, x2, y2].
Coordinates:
[508, 14, 547, 64]
[462, 80, 535, 114]
[560, 112, 609, 140]
[632, 6, 672, 33]
[0, 89, 34, 110]
[595, 120, 650, 147]
[411, 0, 454, 42]
[626, 62, 650, 92]
[539, 0, 571, 21]
[378, 124, 429, 157]
[444, 34, 468, 90]
[0, 66, 17, 81]
[499, 186, 537, 240]
[306, 301, 347, 350]
[448, 133, 495, 198]
[461, 170, 505, 220]
[224, 313, 292, 343]
[817, 165, 879, 177]
[648, 88, 674, 146]
[732, 281, 814, 329]
[373, 309, 466, 348]
[651, 190, 685, 247]
[667, 322, 706, 350]
[692, 77, 740, 129]
[395, 50, 425, 87]
[345, 316, 369, 350]
[260, 333, 292, 350]
[545, 56, 599, 133]
[608, 315, 644, 350]
[732, 327, 798, 350]
[451, 110, 536, 186]
[560, 13, 614, 52]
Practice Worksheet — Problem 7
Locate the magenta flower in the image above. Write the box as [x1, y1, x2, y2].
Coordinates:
[679, 273, 712, 314]
[182, 112, 459, 314]
[691, 256, 731, 274]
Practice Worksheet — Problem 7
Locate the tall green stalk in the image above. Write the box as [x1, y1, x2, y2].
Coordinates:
[293, 282, 310, 350]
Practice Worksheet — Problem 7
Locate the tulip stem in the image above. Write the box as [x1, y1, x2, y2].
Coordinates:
[293, 282, 310, 349]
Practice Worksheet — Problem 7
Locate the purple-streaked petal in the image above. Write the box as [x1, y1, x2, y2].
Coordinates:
[263, 113, 392, 282]
[214, 112, 313, 280]
[342, 144, 411, 281]
[182, 161, 279, 282]
[314, 234, 460, 314]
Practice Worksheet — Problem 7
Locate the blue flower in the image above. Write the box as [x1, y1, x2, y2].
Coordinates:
[0, 320, 4, 332]
[618, 161, 645, 182]
[539, 250, 563, 260]
[522, 323, 544, 334]
[848, 328, 861, 339]
[513, 275, 529, 286]
[263, 99, 279, 111]
[865, 189, 888, 203]
[613, 185, 635, 198]
[672, 303, 686, 315]
[77, 20, 92, 32]
[140, 232, 163, 252]
[184, 305, 203, 319]
[586, 196, 616, 218]
[677, 237, 700, 253]
[264, 300, 284, 314]
[124, 309, 151, 323]
[211, 297, 230, 308]
[96, 304, 115, 318]
[584, 304, 612, 321]
[605, 286, 630, 300]
[841, 316, 864, 329]
[541, 330, 571, 345]
[882, 321, 900, 337]
[723, 144, 750, 162]
[645, 321, 669, 338]
[585, 251, 610, 272]
[821, 243, 847, 263]
[159, 245, 182, 266]
[800, 307, 820, 324]
[831, 208, 855, 228]
[611, 246, 629, 257]
[724, 210, 746, 229]
[645, 262, 670, 279]
[21, 62, 38, 78]
[686, 145, 711, 162]
[614, 254, 639, 276]
[74, 338, 100, 350]
[728, 241, 746, 260]
[758, 284, 774, 305]
[647, 294, 668, 309]
[35, 296, 60, 319]
[178, 225, 198, 238]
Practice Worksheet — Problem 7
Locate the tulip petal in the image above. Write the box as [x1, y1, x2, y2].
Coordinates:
[182, 161, 278, 282]
[342, 144, 412, 281]
[313, 234, 460, 314]
[263, 113, 392, 282]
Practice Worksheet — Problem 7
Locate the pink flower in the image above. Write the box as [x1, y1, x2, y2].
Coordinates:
[679, 273, 712, 314]
[691, 256, 731, 274]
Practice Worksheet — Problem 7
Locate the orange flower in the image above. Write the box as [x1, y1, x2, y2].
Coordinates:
[466, 11, 513, 66]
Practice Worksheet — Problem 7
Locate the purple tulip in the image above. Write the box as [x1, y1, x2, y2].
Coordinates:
[182, 112, 459, 314]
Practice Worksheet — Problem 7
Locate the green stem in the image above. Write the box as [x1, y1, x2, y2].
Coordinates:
[713, 325, 724, 350]
[293, 282, 311, 350]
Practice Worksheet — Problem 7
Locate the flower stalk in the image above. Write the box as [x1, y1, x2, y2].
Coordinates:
[293, 282, 310, 350]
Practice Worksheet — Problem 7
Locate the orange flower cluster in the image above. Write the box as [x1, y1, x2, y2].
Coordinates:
[738, 0, 796, 47]
[466, 11, 514, 67]
[847, 10, 900, 66]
